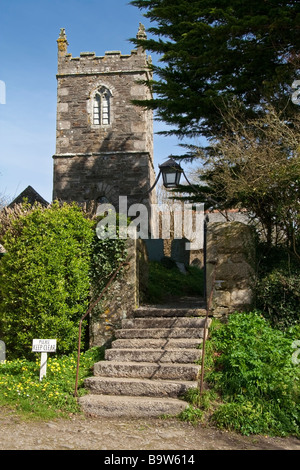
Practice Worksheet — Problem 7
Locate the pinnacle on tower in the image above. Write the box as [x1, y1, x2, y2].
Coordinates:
[57, 28, 69, 57]
[136, 23, 147, 41]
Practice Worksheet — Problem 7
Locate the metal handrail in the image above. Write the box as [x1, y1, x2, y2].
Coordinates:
[74, 260, 130, 397]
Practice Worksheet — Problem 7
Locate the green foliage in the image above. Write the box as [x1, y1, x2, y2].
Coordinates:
[145, 261, 204, 303]
[90, 220, 127, 296]
[188, 106, 300, 250]
[131, 0, 299, 138]
[256, 245, 300, 329]
[0, 202, 94, 359]
[88, 213, 128, 323]
[0, 347, 103, 419]
[0, 203, 128, 360]
[131, 0, 300, 253]
[181, 387, 217, 421]
[178, 405, 204, 425]
[206, 312, 300, 436]
[256, 270, 300, 330]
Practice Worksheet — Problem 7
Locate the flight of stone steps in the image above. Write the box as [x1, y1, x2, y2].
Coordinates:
[79, 299, 211, 418]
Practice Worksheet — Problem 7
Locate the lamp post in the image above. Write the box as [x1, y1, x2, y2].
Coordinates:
[145, 155, 196, 194]
[145, 156, 210, 396]
[159, 157, 183, 188]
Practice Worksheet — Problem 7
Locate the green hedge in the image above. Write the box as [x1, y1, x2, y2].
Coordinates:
[0, 202, 94, 358]
[0, 202, 127, 359]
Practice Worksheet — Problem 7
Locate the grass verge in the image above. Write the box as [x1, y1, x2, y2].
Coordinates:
[145, 261, 204, 303]
[0, 347, 104, 420]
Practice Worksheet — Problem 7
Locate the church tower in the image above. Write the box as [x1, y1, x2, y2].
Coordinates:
[52, 26, 156, 210]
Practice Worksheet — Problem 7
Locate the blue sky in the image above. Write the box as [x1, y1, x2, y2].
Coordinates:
[0, 0, 194, 203]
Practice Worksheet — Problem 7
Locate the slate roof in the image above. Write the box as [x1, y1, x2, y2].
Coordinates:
[8, 186, 49, 208]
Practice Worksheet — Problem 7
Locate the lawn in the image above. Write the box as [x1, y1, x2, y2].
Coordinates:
[145, 260, 204, 303]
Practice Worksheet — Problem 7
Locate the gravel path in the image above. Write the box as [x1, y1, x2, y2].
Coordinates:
[0, 407, 299, 451]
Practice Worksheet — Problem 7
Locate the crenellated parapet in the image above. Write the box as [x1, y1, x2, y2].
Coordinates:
[57, 25, 152, 77]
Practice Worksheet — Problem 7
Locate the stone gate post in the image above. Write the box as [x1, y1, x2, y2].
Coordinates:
[206, 221, 256, 317]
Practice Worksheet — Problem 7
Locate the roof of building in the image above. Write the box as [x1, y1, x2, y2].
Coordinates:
[8, 186, 49, 208]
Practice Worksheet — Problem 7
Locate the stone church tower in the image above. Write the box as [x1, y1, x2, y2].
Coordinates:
[52, 25, 156, 210]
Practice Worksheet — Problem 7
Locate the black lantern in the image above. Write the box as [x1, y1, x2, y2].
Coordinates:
[159, 157, 183, 188]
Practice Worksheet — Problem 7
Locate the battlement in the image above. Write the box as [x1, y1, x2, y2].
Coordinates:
[57, 26, 151, 76]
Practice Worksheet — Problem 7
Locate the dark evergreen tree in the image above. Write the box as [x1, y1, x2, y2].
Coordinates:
[131, 0, 300, 138]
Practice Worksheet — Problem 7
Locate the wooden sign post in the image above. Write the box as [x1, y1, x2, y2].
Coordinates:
[32, 339, 57, 381]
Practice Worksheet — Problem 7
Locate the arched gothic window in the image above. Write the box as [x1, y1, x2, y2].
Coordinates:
[93, 87, 111, 126]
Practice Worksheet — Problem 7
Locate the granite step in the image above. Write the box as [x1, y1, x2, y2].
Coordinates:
[93, 360, 201, 381]
[84, 376, 198, 398]
[115, 327, 207, 339]
[79, 394, 188, 418]
[110, 338, 203, 349]
[105, 348, 201, 363]
[134, 306, 207, 317]
[80, 298, 209, 418]
[122, 317, 210, 329]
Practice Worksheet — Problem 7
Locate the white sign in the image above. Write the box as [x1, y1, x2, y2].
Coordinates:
[32, 339, 57, 380]
[32, 339, 57, 353]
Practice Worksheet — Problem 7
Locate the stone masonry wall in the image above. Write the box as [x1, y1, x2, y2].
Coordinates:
[53, 153, 154, 210]
[53, 27, 156, 208]
[206, 222, 256, 317]
[89, 238, 148, 348]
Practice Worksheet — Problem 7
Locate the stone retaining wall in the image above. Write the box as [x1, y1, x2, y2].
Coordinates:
[206, 221, 256, 317]
[89, 238, 148, 347]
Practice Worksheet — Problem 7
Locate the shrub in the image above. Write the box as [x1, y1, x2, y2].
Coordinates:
[89, 230, 127, 296]
[255, 245, 300, 329]
[0, 202, 128, 360]
[207, 312, 300, 436]
[0, 202, 94, 359]
[256, 270, 300, 329]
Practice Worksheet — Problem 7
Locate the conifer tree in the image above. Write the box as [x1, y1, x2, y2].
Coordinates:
[131, 0, 300, 138]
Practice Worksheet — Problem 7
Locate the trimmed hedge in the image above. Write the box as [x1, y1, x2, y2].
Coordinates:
[0, 202, 127, 359]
